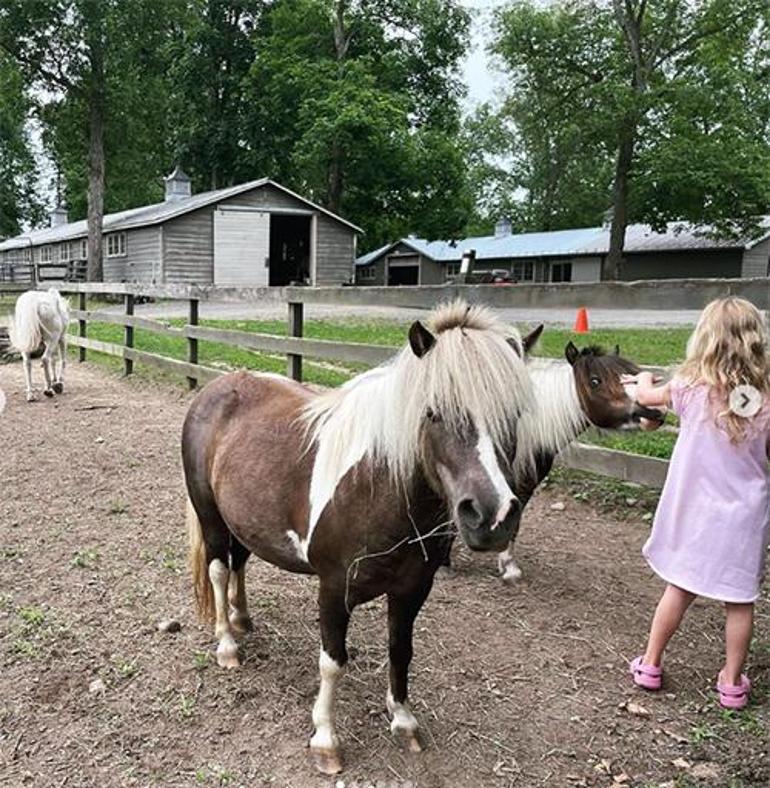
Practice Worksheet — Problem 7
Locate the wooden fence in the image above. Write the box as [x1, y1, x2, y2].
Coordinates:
[9, 276, 770, 488]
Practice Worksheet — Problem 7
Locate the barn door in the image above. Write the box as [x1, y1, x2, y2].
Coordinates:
[213, 208, 270, 286]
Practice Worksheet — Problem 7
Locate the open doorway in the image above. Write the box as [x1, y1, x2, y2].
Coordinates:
[387, 265, 419, 285]
[269, 214, 311, 285]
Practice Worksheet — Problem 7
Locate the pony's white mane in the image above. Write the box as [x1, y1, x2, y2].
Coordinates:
[303, 301, 534, 525]
[8, 288, 69, 354]
[513, 359, 588, 483]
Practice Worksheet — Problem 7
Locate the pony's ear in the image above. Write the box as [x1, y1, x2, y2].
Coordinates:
[613, 344, 620, 356]
[565, 341, 580, 366]
[408, 321, 436, 358]
[521, 324, 544, 354]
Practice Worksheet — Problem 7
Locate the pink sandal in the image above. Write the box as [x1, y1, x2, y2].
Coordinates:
[630, 656, 662, 690]
[716, 674, 751, 710]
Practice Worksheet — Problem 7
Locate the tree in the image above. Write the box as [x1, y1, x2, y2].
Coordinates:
[487, 0, 770, 278]
[42, 1, 183, 219]
[0, 0, 182, 279]
[0, 53, 41, 237]
[167, 0, 265, 192]
[243, 0, 473, 248]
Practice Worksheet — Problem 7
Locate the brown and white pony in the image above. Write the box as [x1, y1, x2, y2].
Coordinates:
[183, 302, 539, 774]
[497, 342, 663, 583]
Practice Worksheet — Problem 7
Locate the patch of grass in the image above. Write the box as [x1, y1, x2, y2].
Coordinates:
[0, 546, 23, 561]
[719, 708, 765, 736]
[112, 656, 139, 679]
[17, 606, 46, 628]
[160, 546, 182, 574]
[544, 467, 660, 518]
[584, 426, 678, 460]
[9, 604, 68, 661]
[178, 693, 197, 719]
[108, 499, 129, 515]
[690, 722, 719, 744]
[534, 327, 691, 366]
[193, 651, 210, 671]
[11, 638, 40, 658]
[71, 547, 99, 569]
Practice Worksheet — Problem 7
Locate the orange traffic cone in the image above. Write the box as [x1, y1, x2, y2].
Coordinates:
[574, 307, 589, 334]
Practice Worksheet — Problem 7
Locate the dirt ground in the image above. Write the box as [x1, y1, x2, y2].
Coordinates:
[0, 361, 768, 788]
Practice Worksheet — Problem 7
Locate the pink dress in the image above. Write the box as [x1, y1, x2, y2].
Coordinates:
[643, 378, 770, 603]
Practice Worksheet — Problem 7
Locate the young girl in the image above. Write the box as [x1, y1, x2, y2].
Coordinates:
[624, 296, 770, 710]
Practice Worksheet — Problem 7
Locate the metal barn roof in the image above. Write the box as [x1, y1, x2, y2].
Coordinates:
[356, 220, 770, 266]
[0, 179, 362, 252]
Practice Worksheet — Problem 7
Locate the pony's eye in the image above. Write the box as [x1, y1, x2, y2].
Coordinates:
[590, 376, 601, 388]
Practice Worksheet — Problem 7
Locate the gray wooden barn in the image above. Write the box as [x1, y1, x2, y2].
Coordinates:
[0, 169, 361, 286]
[356, 218, 770, 285]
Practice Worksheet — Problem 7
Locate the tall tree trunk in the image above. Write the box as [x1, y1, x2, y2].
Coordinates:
[326, 0, 350, 213]
[86, 33, 105, 281]
[327, 139, 343, 213]
[603, 116, 635, 280]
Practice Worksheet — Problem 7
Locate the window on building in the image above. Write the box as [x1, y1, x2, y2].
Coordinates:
[106, 232, 127, 257]
[358, 266, 376, 281]
[511, 261, 534, 282]
[40, 246, 52, 263]
[446, 262, 461, 277]
[81, 239, 88, 259]
[551, 261, 572, 283]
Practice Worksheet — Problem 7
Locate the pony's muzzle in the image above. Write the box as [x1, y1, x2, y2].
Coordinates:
[456, 496, 520, 552]
[632, 404, 664, 422]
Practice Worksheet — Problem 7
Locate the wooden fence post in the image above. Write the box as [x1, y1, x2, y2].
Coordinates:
[78, 292, 87, 362]
[287, 300, 303, 381]
[187, 298, 199, 389]
[124, 293, 134, 376]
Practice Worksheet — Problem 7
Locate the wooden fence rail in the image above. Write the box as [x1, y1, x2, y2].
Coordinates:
[9, 276, 749, 488]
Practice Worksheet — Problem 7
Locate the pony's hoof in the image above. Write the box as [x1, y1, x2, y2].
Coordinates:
[229, 613, 253, 634]
[216, 646, 241, 669]
[43, 388, 54, 398]
[499, 559, 523, 585]
[26, 392, 38, 403]
[393, 728, 423, 753]
[52, 382, 64, 394]
[310, 746, 343, 775]
[501, 567, 523, 585]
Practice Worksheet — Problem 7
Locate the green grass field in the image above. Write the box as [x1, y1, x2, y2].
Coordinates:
[64, 315, 688, 460]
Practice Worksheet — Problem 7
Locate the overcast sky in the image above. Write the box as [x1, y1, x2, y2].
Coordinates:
[462, 0, 505, 109]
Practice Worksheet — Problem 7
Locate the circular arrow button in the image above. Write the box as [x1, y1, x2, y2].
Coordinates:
[729, 384, 762, 418]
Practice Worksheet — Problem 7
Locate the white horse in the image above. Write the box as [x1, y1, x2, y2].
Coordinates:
[9, 288, 70, 402]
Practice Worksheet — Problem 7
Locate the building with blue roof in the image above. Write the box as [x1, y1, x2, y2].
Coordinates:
[355, 218, 770, 285]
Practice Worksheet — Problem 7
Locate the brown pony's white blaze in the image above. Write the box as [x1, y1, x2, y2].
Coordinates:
[497, 342, 663, 583]
[182, 300, 535, 775]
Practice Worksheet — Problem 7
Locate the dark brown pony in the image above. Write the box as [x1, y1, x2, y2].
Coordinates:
[183, 302, 539, 774]
[497, 342, 663, 582]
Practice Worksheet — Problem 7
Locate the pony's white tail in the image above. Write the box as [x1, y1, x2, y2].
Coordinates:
[8, 295, 42, 354]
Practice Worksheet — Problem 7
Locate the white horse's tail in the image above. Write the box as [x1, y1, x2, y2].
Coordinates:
[8, 292, 42, 354]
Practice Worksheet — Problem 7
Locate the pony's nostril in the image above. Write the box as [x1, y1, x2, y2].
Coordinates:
[456, 498, 482, 529]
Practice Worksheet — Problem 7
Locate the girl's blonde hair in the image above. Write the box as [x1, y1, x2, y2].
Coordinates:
[679, 296, 770, 442]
